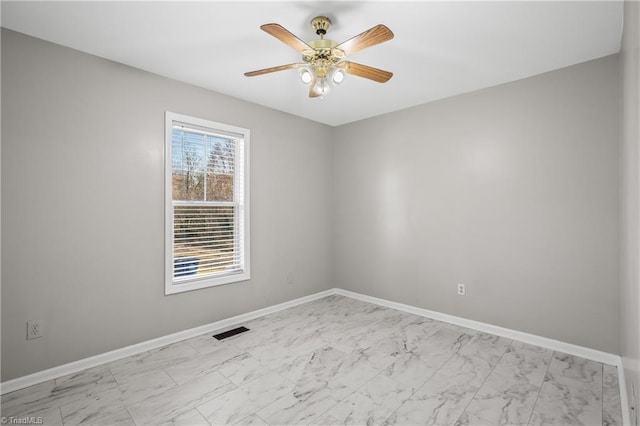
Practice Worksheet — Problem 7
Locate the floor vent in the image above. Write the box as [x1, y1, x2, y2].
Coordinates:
[213, 326, 250, 341]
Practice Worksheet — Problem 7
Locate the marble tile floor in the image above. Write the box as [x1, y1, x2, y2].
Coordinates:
[1, 295, 623, 425]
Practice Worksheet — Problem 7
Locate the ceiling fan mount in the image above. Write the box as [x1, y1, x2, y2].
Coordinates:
[302, 17, 343, 77]
[245, 15, 394, 98]
[310, 16, 331, 36]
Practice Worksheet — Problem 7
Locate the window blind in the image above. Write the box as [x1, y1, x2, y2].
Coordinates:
[170, 122, 246, 283]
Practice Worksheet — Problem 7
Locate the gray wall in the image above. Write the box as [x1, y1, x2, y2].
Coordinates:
[1, 27, 625, 382]
[1, 29, 334, 381]
[333, 55, 620, 353]
[1, 22, 3, 386]
[621, 0, 640, 422]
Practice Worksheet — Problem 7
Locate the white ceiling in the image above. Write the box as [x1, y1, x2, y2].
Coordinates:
[1, 1, 623, 126]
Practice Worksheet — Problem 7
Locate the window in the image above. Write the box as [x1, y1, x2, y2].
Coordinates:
[165, 112, 250, 294]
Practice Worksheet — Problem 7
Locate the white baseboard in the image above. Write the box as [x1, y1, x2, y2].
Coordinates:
[617, 360, 632, 426]
[0, 289, 335, 395]
[334, 288, 629, 425]
[335, 288, 620, 365]
[1, 285, 630, 425]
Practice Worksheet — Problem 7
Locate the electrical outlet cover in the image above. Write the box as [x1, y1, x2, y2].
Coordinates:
[27, 320, 43, 340]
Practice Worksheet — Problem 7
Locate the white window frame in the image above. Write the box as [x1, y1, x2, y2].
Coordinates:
[165, 111, 250, 295]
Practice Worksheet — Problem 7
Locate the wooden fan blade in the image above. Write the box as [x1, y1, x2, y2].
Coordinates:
[244, 63, 305, 77]
[338, 61, 393, 83]
[309, 78, 320, 98]
[335, 24, 394, 56]
[261, 23, 313, 53]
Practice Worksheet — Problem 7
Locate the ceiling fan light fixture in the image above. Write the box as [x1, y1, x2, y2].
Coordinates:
[245, 18, 394, 98]
[331, 68, 345, 84]
[299, 67, 313, 84]
[313, 77, 330, 95]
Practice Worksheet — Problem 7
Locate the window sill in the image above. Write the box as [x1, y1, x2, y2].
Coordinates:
[164, 270, 251, 295]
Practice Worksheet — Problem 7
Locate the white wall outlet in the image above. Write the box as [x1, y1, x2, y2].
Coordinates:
[457, 283, 466, 296]
[27, 320, 43, 340]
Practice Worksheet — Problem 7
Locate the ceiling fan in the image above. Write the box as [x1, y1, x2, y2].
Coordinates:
[244, 16, 394, 98]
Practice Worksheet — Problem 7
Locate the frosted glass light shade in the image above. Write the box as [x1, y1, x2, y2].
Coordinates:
[313, 77, 330, 95]
[299, 68, 313, 84]
[332, 69, 345, 84]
